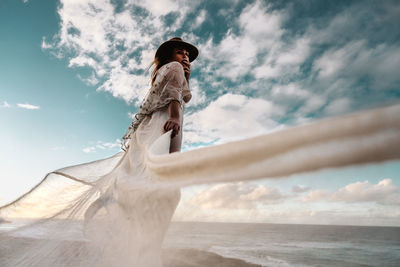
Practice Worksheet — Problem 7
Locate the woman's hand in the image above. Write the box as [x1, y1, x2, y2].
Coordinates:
[164, 117, 180, 138]
[171, 48, 190, 82]
[165, 101, 181, 138]
[182, 59, 190, 82]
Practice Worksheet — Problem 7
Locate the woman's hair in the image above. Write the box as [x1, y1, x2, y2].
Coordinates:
[150, 44, 184, 85]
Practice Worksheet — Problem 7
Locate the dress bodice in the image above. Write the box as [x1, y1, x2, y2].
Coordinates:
[122, 61, 191, 150]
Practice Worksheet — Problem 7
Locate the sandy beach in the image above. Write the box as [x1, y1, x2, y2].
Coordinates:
[162, 248, 261, 267]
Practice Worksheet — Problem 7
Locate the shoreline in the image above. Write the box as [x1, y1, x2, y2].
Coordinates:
[0, 236, 261, 267]
[162, 248, 261, 267]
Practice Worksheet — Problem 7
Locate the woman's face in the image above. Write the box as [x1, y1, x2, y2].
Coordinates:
[171, 47, 189, 66]
[171, 47, 191, 80]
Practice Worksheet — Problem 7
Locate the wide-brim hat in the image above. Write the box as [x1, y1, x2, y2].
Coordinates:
[155, 37, 199, 62]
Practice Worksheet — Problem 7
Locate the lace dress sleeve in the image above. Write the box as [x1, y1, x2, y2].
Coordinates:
[159, 61, 191, 106]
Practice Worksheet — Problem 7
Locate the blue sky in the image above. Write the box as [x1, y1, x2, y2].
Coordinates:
[1, 0, 399, 226]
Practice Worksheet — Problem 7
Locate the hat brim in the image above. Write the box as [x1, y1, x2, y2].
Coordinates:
[155, 40, 198, 62]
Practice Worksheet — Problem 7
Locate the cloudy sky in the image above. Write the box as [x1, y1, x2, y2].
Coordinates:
[1, 0, 399, 226]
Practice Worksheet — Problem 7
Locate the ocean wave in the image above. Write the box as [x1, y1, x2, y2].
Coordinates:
[209, 245, 294, 267]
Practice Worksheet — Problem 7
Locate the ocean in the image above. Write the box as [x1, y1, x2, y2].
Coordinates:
[1, 221, 399, 266]
[164, 222, 400, 267]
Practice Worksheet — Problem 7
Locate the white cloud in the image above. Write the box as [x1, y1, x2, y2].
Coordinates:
[178, 0, 288, 88]
[313, 44, 349, 79]
[239, 1, 399, 120]
[302, 189, 329, 202]
[239, 1, 283, 44]
[331, 179, 400, 205]
[183, 93, 284, 145]
[215, 32, 259, 80]
[292, 185, 311, 193]
[302, 179, 400, 205]
[174, 201, 400, 225]
[230, 3, 311, 82]
[270, 83, 310, 103]
[212, 1, 285, 80]
[189, 182, 285, 209]
[276, 38, 310, 66]
[324, 98, 351, 116]
[185, 78, 206, 106]
[254, 37, 311, 80]
[1, 101, 40, 110]
[128, 111, 136, 120]
[296, 94, 326, 116]
[43, 0, 201, 104]
[83, 147, 96, 153]
[83, 139, 121, 153]
[130, 0, 179, 17]
[97, 67, 151, 103]
[1, 101, 11, 108]
[192, 9, 206, 29]
[78, 72, 99, 86]
[16, 103, 40, 110]
[312, 39, 400, 92]
[41, 37, 52, 49]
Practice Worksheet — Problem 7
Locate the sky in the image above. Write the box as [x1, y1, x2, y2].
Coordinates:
[0, 0, 399, 226]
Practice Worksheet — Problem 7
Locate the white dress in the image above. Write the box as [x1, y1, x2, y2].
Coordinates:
[0, 61, 192, 267]
[86, 61, 192, 266]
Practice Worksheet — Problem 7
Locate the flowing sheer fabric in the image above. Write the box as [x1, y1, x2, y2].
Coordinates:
[1, 61, 191, 267]
[0, 109, 184, 267]
[0, 97, 399, 266]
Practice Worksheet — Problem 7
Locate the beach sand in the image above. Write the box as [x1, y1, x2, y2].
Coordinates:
[0, 236, 260, 267]
[163, 248, 261, 267]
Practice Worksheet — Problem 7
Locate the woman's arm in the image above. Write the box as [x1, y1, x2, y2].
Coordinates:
[163, 100, 181, 138]
[159, 62, 190, 152]
[160, 62, 188, 139]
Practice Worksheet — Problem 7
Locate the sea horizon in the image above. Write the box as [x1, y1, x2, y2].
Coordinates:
[2, 218, 400, 228]
[171, 220, 400, 228]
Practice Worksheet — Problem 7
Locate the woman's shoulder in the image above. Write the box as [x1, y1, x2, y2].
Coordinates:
[154, 61, 186, 85]
[159, 61, 184, 74]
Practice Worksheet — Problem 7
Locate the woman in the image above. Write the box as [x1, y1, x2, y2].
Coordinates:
[83, 37, 199, 266]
